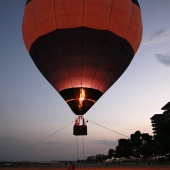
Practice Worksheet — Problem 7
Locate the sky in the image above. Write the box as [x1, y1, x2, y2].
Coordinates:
[0, 0, 170, 162]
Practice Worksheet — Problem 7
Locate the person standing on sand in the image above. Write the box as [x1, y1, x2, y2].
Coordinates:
[67, 162, 72, 170]
[72, 162, 75, 170]
[67, 162, 69, 170]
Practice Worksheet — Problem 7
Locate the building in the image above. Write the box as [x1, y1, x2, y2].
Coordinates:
[150, 102, 170, 137]
[86, 156, 96, 162]
[161, 102, 170, 123]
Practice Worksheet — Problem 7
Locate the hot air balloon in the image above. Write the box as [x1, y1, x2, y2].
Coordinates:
[22, 0, 142, 136]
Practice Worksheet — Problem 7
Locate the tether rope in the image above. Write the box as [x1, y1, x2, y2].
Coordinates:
[6, 118, 129, 161]
[82, 136, 86, 160]
[76, 136, 80, 160]
[6, 120, 74, 161]
[88, 120, 129, 138]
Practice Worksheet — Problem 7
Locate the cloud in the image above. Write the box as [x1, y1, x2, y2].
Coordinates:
[155, 52, 170, 67]
[93, 140, 118, 147]
[0, 137, 30, 161]
[0, 137, 27, 147]
[144, 28, 170, 45]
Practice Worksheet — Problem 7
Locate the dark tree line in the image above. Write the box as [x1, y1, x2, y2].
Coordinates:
[87, 125, 170, 163]
[107, 129, 170, 159]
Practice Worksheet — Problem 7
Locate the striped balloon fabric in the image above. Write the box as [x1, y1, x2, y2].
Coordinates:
[22, 0, 142, 115]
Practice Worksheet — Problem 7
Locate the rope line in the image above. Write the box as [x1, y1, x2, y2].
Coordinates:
[88, 120, 129, 138]
[82, 136, 86, 160]
[75, 136, 86, 161]
[76, 136, 80, 160]
[6, 120, 74, 161]
[6, 118, 129, 161]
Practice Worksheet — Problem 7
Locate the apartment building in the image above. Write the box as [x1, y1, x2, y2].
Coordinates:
[150, 102, 170, 137]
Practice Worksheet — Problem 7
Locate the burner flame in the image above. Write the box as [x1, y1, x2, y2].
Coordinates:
[79, 88, 85, 108]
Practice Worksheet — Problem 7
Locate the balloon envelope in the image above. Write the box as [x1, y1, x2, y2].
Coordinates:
[22, 0, 142, 115]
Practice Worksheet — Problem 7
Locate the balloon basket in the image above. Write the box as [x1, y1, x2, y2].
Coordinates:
[73, 116, 87, 136]
[73, 124, 87, 136]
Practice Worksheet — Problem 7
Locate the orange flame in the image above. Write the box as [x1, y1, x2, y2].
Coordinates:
[79, 88, 85, 108]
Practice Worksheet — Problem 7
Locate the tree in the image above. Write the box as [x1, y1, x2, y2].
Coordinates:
[111, 131, 155, 159]
[130, 131, 142, 157]
[130, 131, 154, 158]
[140, 133, 154, 158]
[115, 139, 133, 158]
[108, 148, 115, 158]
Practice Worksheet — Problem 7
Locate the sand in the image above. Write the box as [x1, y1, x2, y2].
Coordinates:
[0, 167, 170, 170]
[1, 162, 170, 170]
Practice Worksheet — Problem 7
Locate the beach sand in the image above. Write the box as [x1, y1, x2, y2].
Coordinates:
[1, 162, 170, 170]
[0, 167, 170, 170]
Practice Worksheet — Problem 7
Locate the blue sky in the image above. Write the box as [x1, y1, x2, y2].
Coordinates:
[0, 0, 170, 161]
